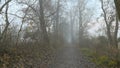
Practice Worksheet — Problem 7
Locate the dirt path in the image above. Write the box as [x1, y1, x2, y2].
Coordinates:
[49, 45, 97, 68]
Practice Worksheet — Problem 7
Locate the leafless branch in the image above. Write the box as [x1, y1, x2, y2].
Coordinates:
[0, 0, 12, 13]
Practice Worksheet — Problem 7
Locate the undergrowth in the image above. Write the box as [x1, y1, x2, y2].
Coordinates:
[80, 47, 119, 68]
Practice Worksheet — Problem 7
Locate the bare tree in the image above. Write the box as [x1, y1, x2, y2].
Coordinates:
[15, 7, 29, 46]
[100, 0, 119, 48]
[114, 0, 120, 20]
[39, 0, 49, 44]
[17, 0, 56, 44]
[77, 0, 93, 45]
[100, 0, 120, 67]
[0, 1, 10, 42]
[100, 0, 115, 47]
[55, 0, 60, 41]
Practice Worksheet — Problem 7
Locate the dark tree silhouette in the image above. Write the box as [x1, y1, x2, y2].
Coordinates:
[114, 0, 120, 20]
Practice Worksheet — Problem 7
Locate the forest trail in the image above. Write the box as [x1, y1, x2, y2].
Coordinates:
[49, 45, 97, 68]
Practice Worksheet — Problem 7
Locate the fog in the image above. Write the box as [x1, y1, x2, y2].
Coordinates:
[0, 0, 120, 68]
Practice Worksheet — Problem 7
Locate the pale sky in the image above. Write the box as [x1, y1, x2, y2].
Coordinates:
[0, 0, 103, 36]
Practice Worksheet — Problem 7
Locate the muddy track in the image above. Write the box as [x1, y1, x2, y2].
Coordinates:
[49, 45, 97, 68]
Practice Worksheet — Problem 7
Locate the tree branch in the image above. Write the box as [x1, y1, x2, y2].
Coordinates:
[0, 0, 12, 13]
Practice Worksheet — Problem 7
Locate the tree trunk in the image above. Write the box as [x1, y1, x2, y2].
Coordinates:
[0, 3, 9, 42]
[114, 15, 119, 48]
[39, 0, 49, 44]
[106, 26, 113, 46]
[55, 0, 60, 42]
[114, 0, 120, 20]
[114, 13, 119, 68]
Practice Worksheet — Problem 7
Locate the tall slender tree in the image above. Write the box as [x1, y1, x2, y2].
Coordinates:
[0, 1, 10, 42]
[114, 0, 120, 20]
[39, 0, 49, 44]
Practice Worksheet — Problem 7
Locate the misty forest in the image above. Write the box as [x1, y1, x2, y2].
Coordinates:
[0, 0, 120, 68]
